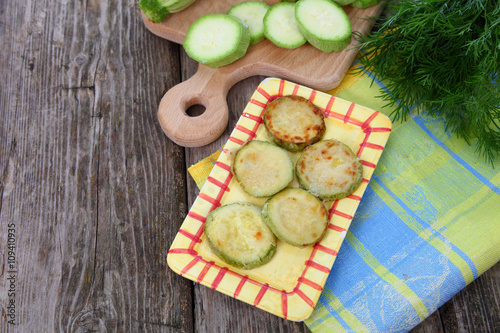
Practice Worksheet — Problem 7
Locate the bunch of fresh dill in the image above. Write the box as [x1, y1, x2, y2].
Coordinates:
[355, 0, 500, 165]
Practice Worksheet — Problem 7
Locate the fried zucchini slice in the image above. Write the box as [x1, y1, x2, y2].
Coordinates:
[296, 139, 363, 200]
[232, 140, 294, 197]
[204, 202, 277, 269]
[262, 188, 328, 247]
[263, 95, 326, 152]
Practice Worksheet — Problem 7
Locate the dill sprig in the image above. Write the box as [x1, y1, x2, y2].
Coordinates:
[354, 0, 500, 166]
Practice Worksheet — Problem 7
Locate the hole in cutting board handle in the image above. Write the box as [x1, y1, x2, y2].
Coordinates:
[186, 104, 206, 117]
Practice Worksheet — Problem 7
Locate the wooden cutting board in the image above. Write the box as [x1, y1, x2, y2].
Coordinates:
[142, 0, 384, 147]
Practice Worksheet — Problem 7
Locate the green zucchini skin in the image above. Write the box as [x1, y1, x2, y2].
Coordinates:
[263, 95, 326, 152]
[232, 140, 294, 197]
[183, 14, 251, 68]
[262, 188, 328, 247]
[138, 0, 170, 23]
[227, 1, 270, 46]
[263, 2, 307, 49]
[295, 0, 352, 52]
[139, 0, 197, 23]
[296, 139, 363, 201]
[204, 203, 277, 269]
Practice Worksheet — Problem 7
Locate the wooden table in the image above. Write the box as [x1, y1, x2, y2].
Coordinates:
[1, 0, 499, 331]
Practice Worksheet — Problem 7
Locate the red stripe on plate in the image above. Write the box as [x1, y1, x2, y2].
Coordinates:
[292, 84, 299, 95]
[198, 193, 221, 209]
[228, 136, 245, 145]
[361, 142, 385, 150]
[257, 87, 271, 99]
[347, 194, 362, 200]
[254, 283, 269, 306]
[281, 290, 288, 319]
[211, 267, 228, 290]
[324, 96, 335, 117]
[249, 99, 267, 109]
[197, 261, 214, 283]
[215, 161, 231, 172]
[181, 256, 201, 275]
[309, 90, 317, 102]
[328, 224, 346, 232]
[333, 210, 353, 220]
[314, 243, 338, 256]
[344, 103, 355, 124]
[295, 288, 315, 308]
[366, 126, 391, 133]
[207, 176, 230, 192]
[361, 160, 377, 168]
[178, 229, 201, 243]
[168, 248, 197, 255]
[243, 112, 264, 123]
[298, 277, 323, 291]
[187, 211, 206, 223]
[236, 125, 258, 140]
[279, 80, 285, 96]
[234, 275, 249, 298]
[305, 260, 331, 273]
[361, 112, 379, 131]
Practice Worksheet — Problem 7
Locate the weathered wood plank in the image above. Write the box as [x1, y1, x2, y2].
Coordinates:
[0, 0, 193, 331]
[438, 264, 500, 333]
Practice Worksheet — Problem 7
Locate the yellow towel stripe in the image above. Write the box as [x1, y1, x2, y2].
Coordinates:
[320, 289, 371, 332]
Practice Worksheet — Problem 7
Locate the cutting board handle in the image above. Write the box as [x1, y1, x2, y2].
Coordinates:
[158, 65, 231, 147]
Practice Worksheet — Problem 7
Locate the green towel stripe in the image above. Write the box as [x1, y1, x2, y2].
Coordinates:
[346, 233, 430, 320]
[371, 181, 476, 284]
[305, 303, 353, 332]
[320, 289, 371, 332]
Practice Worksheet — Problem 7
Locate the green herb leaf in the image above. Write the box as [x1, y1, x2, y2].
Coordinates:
[354, 0, 500, 166]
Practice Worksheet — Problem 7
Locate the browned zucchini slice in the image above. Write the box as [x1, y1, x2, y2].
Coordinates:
[263, 95, 326, 152]
[204, 202, 277, 269]
[296, 139, 363, 200]
[232, 140, 294, 197]
[262, 188, 328, 247]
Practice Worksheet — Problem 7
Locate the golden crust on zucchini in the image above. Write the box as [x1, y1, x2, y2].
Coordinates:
[263, 95, 326, 152]
[296, 139, 363, 201]
[232, 140, 294, 197]
[204, 203, 277, 269]
[262, 188, 328, 247]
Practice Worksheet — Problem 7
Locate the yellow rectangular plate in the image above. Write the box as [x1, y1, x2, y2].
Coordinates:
[167, 78, 392, 321]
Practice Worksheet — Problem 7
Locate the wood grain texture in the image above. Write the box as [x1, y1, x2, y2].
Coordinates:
[0, 0, 499, 332]
[0, 0, 192, 331]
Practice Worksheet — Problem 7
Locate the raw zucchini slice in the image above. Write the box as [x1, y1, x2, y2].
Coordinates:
[183, 14, 251, 68]
[139, 0, 196, 23]
[138, 0, 170, 23]
[204, 203, 277, 269]
[228, 1, 270, 46]
[263, 95, 326, 152]
[264, 2, 307, 49]
[296, 139, 363, 200]
[350, 0, 379, 8]
[166, 0, 197, 13]
[262, 188, 328, 247]
[295, 0, 352, 52]
[232, 140, 294, 197]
